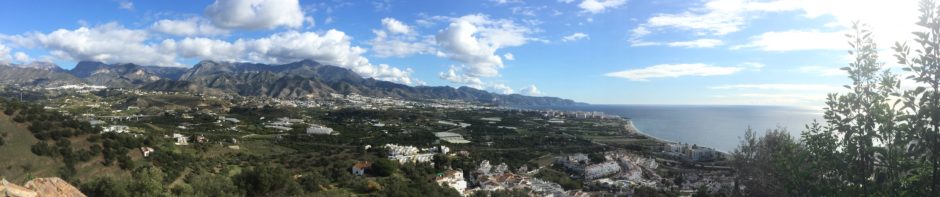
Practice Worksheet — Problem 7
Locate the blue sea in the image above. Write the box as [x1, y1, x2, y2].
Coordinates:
[532, 105, 823, 152]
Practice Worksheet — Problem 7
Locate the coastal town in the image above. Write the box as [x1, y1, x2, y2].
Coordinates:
[0, 83, 733, 196]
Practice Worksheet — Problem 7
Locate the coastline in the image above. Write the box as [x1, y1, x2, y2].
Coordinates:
[622, 118, 673, 144]
[622, 118, 732, 154]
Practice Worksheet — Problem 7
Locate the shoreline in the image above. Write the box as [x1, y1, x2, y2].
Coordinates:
[622, 118, 673, 144]
[622, 118, 731, 154]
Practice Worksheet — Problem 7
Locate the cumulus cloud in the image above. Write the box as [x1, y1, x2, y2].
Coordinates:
[0, 44, 10, 63]
[439, 66, 485, 88]
[368, 18, 436, 57]
[204, 0, 306, 30]
[491, 83, 514, 94]
[520, 84, 542, 96]
[19, 23, 180, 66]
[578, 0, 627, 14]
[381, 18, 413, 35]
[562, 32, 589, 42]
[13, 52, 30, 63]
[733, 30, 845, 51]
[503, 53, 514, 61]
[667, 38, 724, 48]
[435, 14, 534, 86]
[3, 22, 419, 84]
[151, 17, 229, 36]
[605, 63, 754, 81]
[167, 29, 418, 84]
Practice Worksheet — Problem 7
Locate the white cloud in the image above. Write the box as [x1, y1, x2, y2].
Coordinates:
[605, 63, 751, 81]
[667, 38, 724, 48]
[520, 84, 542, 95]
[491, 83, 514, 94]
[22, 23, 180, 66]
[0, 44, 10, 63]
[491, 0, 523, 5]
[798, 66, 845, 76]
[368, 18, 435, 57]
[204, 0, 306, 30]
[13, 52, 30, 63]
[381, 18, 413, 35]
[439, 66, 485, 88]
[733, 30, 845, 51]
[151, 18, 229, 36]
[578, 0, 627, 14]
[168, 29, 418, 84]
[435, 14, 534, 86]
[562, 32, 589, 42]
[368, 31, 436, 58]
[632, 0, 805, 41]
[118, 1, 134, 10]
[503, 53, 514, 61]
[710, 83, 841, 91]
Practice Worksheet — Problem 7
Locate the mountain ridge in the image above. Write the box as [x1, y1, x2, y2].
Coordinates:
[0, 60, 581, 106]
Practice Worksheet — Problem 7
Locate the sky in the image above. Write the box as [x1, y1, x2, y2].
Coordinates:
[0, 0, 927, 107]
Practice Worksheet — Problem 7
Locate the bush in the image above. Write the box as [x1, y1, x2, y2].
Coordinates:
[369, 158, 398, 177]
[233, 165, 302, 197]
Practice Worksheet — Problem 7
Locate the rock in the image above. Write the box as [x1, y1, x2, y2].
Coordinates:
[23, 177, 86, 197]
[0, 178, 38, 197]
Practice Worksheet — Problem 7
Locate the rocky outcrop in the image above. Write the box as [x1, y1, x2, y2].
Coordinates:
[0, 177, 85, 197]
[0, 178, 37, 197]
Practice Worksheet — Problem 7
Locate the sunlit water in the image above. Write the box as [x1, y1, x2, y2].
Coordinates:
[530, 105, 823, 152]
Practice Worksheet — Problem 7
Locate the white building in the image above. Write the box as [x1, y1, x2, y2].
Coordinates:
[102, 125, 129, 134]
[436, 170, 467, 195]
[140, 147, 154, 157]
[172, 133, 189, 146]
[584, 161, 621, 180]
[306, 124, 334, 135]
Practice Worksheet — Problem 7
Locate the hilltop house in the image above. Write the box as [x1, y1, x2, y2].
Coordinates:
[171, 133, 189, 145]
[435, 170, 467, 195]
[140, 147, 154, 157]
[352, 161, 372, 176]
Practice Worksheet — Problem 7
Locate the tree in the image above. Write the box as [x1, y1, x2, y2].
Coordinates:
[81, 176, 130, 197]
[370, 158, 398, 177]
[128, 166, 169, 197]
[233, 165, 302, 197]
[894, 0, 940, 194]
[188, 173, 241, 197]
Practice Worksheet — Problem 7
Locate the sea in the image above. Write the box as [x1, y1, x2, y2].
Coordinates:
[529, 105, 823, 152]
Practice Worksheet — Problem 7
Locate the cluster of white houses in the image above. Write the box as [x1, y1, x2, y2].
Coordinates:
[663, 143, 723, 162]
[384, 144, 448, 164]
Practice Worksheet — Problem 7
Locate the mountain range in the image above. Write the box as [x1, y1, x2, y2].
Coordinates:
[0, 60, 579, 106]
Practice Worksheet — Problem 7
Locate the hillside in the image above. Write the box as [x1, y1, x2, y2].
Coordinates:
[0, 60, 580, 106]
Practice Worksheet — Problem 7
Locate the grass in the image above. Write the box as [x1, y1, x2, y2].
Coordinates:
[0, 113, 130, 184]
[0, 113, 61, 184]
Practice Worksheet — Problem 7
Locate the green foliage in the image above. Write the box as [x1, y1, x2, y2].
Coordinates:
[370, 158, 398, 177]
[535, 168, 582, 190]
[128, 166, 169, 197]
[186, 173, 241, 197]
[732, 2, 940, 195]
[81, 176, 131, 197]
[233, 165, 302, 197]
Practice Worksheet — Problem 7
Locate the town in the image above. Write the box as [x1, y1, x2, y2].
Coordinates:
[0, 83, 732, 196]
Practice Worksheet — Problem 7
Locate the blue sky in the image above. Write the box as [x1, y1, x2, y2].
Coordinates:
[0, 0, 924, 107]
